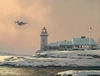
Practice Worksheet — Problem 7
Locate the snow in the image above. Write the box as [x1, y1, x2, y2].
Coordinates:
[0, 56, 12, 62]
[0, 50, 100, 67]
[60, 41, 73, 45]
[47, 42, 59, 46]
[72, 38, 96, 45]
[56, 70, 100, 76]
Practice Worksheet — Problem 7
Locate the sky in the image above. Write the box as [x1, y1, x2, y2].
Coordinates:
[0, 0, 100, 54]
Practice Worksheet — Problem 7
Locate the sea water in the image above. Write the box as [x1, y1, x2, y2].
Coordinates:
[0, 66, 100, 76]
[0, 66, 68, 76]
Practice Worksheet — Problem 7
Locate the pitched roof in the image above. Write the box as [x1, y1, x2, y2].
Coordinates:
[47, 42, 59, 47]
[59, 41, 73, 45]
[72, 38, 96, 45]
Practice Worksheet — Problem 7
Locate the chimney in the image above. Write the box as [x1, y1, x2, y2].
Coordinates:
[81, 36, 86, 39]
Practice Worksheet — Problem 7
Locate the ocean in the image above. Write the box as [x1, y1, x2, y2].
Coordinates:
[0, 66, 68, 76]
[0, 66, 100, 76]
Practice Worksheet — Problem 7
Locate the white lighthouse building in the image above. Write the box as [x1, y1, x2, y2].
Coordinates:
[40, 27, 48, 50]
[38, 27, 97, 52]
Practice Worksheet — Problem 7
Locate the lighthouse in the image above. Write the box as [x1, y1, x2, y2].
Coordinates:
[40, 27, 48, 50]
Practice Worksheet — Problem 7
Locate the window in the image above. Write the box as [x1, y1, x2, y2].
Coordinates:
[60, 45, 65, 48]
[67, 45, 73, 48]
[43, 39, 45, 42]
[79, 45, 82, 48]
[75, 45, 79, 48]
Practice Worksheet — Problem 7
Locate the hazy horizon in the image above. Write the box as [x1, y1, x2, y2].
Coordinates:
[0, 0, 100, 54]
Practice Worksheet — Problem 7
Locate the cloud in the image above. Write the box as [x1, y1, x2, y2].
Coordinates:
[0, 0, 53, 54]
[0, 0, 100, 54]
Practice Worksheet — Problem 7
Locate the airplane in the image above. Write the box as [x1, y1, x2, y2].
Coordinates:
[15, 21, 28, 26]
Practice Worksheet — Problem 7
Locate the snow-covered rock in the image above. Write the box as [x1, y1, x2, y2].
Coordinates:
[55, 70, 100, 76]
[0, 50, 100, 67]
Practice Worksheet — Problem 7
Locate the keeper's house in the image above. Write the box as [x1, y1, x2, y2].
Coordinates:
[45, 36, 97, 51]
[59, 41, 73, 50]
[46, 42, 59, 50]
[72, 36, 97, 50]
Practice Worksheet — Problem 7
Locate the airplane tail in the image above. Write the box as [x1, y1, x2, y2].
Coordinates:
[15, 21, 17, 23]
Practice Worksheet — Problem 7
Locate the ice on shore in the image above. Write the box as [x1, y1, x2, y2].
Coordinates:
[0, 50, 100, 67]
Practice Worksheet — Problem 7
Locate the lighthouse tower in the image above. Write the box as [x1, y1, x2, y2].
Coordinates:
[40, 27, 48, 50]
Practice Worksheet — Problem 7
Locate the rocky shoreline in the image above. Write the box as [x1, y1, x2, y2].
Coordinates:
[1, 64, 100, 70]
